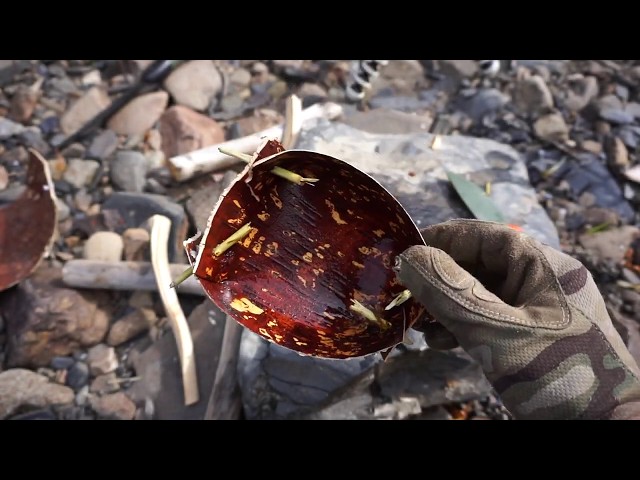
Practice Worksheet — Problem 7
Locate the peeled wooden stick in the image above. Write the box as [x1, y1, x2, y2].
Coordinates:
[167, 100, 343, 182]
[281, 94, 302, 150]
[149, 215, 199, 405]
[61, 259, 204, 296]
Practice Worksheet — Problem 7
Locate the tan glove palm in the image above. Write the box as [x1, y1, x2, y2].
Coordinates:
[395, 219, 640, 420]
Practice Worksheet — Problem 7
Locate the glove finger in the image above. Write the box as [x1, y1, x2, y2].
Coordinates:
[395, 244, 523, 332]
[419, 219, 555, 308]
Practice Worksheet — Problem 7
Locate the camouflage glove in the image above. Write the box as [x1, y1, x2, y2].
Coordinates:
[394, 219, 640, 420]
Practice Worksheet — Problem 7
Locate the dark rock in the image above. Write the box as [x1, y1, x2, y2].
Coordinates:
[66, 362, 90, 390]
[238, 330, 378, 419]
[0, 60, 33, 87]
[457, 88, 509, 123]
[616, 84, 629, 102]
[49, 133, 66, 147]
[625, 102, 640, 119]
[48, 76, 78, 96]
[110, 150, 147, 193]
[250, 81, 272, 96]
[50, 356, 75, 370]
[554, 154, 635, 222]
[8, 407, 56, 420]
[600, 108, 634, 125]
[127, 300, 229, 419]
[0, 266, 111, 368]
[56, 404, 95, 420]
[101, 192, 188, 262]
[39, 116, 60, 136]
[434, 60, 478, 92]
[17, 129, 51, 156]
[87, 130, 119, 160]
[0, 117, 25, 140]
[291, 349, 492, 420]
[617, 126, 640, 149]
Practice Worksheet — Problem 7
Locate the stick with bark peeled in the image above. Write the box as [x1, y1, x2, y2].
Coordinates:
[149, 215, 199, 406]
[167, 101, 343, 182]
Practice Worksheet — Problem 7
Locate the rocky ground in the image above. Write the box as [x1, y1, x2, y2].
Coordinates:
[1, 60, 640, 420]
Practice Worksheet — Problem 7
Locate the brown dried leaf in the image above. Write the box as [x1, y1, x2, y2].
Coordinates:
[0, 149, 58, 291]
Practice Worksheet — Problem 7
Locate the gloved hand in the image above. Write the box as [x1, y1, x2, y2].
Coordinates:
[394, 219, 640, 420]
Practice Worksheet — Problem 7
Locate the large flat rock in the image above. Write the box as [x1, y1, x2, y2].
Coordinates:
[237, 115, 559, 419]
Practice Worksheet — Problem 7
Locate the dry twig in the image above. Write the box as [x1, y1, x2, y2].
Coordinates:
[149, 215, 199, 405]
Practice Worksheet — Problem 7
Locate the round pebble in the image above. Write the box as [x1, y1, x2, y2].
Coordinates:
[83, 231, 124, 262]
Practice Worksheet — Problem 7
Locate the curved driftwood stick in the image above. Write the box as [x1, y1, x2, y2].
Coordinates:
[168, 100, 343, 182]
[149, 215, 199, 406]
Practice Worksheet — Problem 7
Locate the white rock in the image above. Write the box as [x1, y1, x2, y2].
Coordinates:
[83, 231, 124, 262]
[164, 60, 223, 111]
